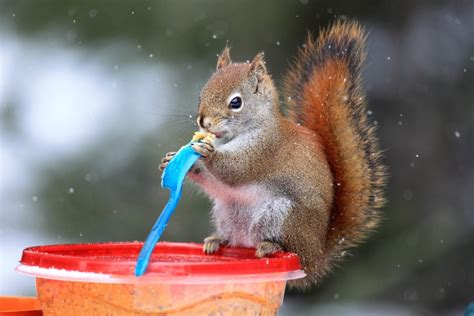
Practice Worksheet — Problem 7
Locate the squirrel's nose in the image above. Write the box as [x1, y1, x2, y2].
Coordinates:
[198, 116, 212, 129]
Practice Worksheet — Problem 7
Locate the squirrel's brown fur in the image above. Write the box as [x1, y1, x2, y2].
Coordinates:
[283, 21, 386, 286]
[160, 20, 387, 289]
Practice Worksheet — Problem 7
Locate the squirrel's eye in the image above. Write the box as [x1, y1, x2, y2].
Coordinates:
[229, 96, 243, 111]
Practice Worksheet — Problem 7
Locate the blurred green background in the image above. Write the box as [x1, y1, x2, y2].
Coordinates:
[0, 0, 473, 315]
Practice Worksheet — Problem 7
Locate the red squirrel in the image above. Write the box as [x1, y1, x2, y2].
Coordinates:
[160, 21, 387, 288]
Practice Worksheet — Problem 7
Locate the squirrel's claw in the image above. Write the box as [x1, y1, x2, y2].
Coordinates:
[256, 241, 283, 258]
[203, 235, 226, 254]
[192, 141, 215, 159]
[159, 151, 176, 171]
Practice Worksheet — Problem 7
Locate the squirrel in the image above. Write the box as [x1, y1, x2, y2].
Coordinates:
[160, 20, 386, 288]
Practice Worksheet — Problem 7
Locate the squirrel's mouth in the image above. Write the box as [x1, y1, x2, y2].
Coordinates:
[199, 127, 224, 139]
[213, 131, 224, 138]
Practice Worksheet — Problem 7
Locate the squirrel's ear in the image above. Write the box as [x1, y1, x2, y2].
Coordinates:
[216, 46, 232, 70]
[249, 52, 267, 83]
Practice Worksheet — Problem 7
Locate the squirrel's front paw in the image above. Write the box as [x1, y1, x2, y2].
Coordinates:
[191, 141, 215, 159]
[203, 235, 227, 254]
[256, 241, 283, 258]
[159, 151, 176, 171]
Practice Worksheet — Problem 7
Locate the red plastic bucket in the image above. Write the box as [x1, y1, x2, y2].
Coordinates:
[17, 242, 304, 315]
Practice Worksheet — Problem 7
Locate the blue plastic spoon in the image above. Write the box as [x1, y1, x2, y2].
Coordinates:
[135, 142, 201, 276]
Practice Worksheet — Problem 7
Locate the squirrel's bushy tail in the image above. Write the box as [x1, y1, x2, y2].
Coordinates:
[284, 21, 386, 277]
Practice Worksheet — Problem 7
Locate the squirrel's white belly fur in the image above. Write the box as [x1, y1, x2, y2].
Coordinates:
[193, 170, 292, 247]
[213, 186, 292, 247]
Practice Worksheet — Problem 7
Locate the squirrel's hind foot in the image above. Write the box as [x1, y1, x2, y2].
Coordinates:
[203, 235, 227, 254]
[256, 241, 283, 258]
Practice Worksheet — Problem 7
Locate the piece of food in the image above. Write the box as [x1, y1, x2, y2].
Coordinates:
[192, 131, 216, 143]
